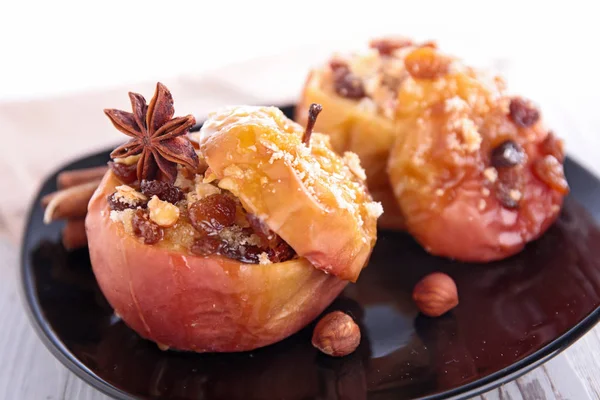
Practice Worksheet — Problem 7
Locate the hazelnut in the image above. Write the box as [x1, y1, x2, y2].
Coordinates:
[147, 195, 180, 227]
[412, 272, 459, 317]
[311, 311, 361, 357]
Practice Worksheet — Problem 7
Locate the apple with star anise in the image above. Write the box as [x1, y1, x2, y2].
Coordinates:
[86, 84, 381, 352]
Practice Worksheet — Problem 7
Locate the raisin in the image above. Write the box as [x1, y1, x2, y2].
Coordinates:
[329, 59, 348, 71]
[132, 209, 163, 244]
[220, 243, 263, 264]
[509, 98, 540, 127]
[495, 166, 525, 209]
[540, 132, 565, 162]
[332, 66, 366, 99]
[140, 180, 184, 204]
[191, 237, 224, 256]
[188, 194, 237, 236]
[109, 161, 137, 184]
[404, 47, 451, 80]
[490, 140, 526, 168]
[107, 192, 146, 211]
[246, 214, 277, 247]
[533, 155, 569, 194]
[369, 37, 413, 56]
[267, 242, 296, 263]
[420, 40, 438, 49]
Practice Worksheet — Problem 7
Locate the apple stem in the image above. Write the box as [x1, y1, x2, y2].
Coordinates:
[302, 103, 323, 145]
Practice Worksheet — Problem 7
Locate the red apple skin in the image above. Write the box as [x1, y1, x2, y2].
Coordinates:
[86, 172, 347, 352]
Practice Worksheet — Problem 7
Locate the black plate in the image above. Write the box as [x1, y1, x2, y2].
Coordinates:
[21, 106, 600, 400]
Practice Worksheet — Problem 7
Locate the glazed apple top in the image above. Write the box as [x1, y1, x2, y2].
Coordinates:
[197, 106, 382, 281]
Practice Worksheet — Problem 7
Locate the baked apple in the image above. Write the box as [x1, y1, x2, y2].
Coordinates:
[86, 83, 381, 352]
[297, 37, 568, 262]
[386, 44, 568, 262]
[296, 37, 420, 229]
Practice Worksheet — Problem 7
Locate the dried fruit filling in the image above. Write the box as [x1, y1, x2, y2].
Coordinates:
[324, 38, 452, 118]
[106, 169, 296, 264]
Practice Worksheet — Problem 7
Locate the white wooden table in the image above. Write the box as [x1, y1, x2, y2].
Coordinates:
[1, 47, 600, 399]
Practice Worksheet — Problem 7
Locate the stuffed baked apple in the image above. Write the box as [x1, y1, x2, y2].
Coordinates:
[296, 37, 419, 229]
[86, 83, 381, 352]
[298, 37, 568, 262]
[386, 44, 568, 262]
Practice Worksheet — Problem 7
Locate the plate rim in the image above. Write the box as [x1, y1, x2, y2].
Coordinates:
[19, 149, 600, 400]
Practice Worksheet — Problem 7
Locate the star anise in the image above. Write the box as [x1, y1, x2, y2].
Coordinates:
[104, 82, 199, 183]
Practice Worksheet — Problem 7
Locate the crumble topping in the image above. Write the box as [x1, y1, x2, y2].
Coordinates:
[343, 152, 367, 180]
[114, 185, 147, 206]
[365, 201, 384, 218]
[457, 118, 481, 152]
[509, 189, 522, 202]
[113, 154, 141, 166]
[478, 199, 487, 211]
[483, 167, 498, 183]
[258, 252, 271, 265]
[445, 96, 469, 113]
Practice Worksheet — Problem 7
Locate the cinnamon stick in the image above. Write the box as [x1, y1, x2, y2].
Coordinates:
[43, 180, 101, 224]
[62, 219, 88, 250]
[57, 166, 108, 189]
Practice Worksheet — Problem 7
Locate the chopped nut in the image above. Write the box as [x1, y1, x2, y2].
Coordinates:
[113, 154, 141, 166]
[217, 177, 238, 193]
[195, 181, 222, 199]
[116, 185, 147, 204]
[148, 196, 180, 227]
[108, 185, 148, 211]
[483, 167, 498, 183]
